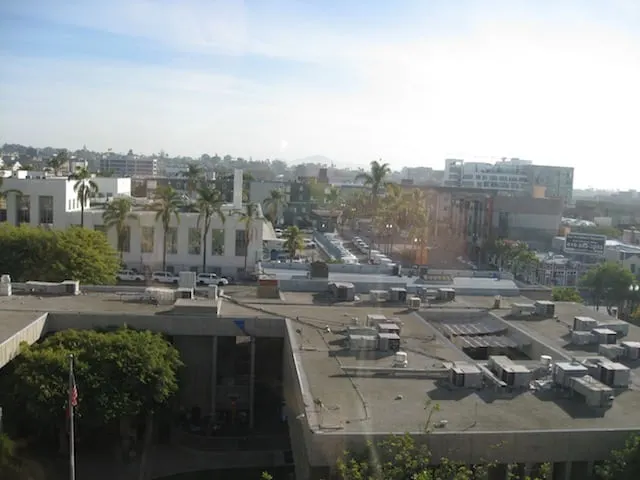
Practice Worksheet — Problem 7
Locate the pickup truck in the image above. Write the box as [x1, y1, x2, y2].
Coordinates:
[116, 269, 145, 282]
[151, 271, 179, 284]
[196, 273, 229, 287]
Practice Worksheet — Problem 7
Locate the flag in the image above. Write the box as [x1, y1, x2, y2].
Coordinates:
[70, 371, 78, 408]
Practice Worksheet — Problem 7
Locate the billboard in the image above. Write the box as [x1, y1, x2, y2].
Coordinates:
[564, 233, 606, 255]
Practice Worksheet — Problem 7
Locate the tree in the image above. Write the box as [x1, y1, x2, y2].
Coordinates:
[0, 328, 182, 445]
[68, 166, 99, 227]
[151, 186, 183, 271]
[580, 262, 634, 312]
[196, 184, 226, 273]
[47, 149, 68, 176]
[102, 197, 137, 263]
[355, 159, 391, 211]
[572, 224, 621, 239]
[282, 226, 304, 260]
[181, 163, 204, 197]
[264, 189, 287, 225]
[236, 202, 260, 272]
[0, 434, 22, 479]
[0, 224, 120, 284]
[595, 434, 640, 480]
[552, 287, 583, 303]
[336, 434, 549, 480]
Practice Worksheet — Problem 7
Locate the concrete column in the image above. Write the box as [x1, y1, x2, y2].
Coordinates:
[210, 336, 218, 418]
[552, 462, 571, 480]
[249, 336, 256, 429]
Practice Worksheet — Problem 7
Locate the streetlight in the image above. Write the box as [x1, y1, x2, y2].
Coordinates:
[628, 284, 640, 319]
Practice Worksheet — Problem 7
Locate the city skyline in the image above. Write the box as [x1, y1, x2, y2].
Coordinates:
[1, 0, 639, 189]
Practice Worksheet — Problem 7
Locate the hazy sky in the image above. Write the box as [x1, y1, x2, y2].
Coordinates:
[1, 0, 639, 189]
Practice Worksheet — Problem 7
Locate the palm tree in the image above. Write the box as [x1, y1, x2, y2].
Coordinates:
[325, 186, 341, 210]
[181, 163, 204, 197]
[264, 189, 287, 225]
[283, 226, 304, 260]
[47, 150, 68, 175]
[196, 184, 226, 273]
[355, 159, 391, 211]
[68, 166, 99, 227]
[102, 197, 137, 263]
[236, 202, 260, 272]
[151, 186, 183, 271]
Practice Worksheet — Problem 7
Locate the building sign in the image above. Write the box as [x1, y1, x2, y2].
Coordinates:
[564, 233, 606, 255]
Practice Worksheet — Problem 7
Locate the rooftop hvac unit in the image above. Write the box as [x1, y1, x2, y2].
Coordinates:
[511, 303, 535, 316]
[598, 362, 630, 388]
[621, 341, 640, 360]
[176, 287, 194, 300]
[348, 334, 378, 352]
[598, 321, 629, 337]
[407, 296, 421, 310]
[449, 363, 483, 388]
[534, 301, 555, 317]
[392, 351, 408, 368]
[571, 331, 596, 346]
[378, 333, 401, 352]
[388, 287, 407, 303]
[437, 288, 456, 301]
[366, 314, 387, 327]
[592, 328, 617, 345]
[369, 290, 388, 302]
[569, 375, 614, 408]
[553, 362, 588, 387]
[598, 344, 625, 361]
[0, 274, 11, 297]
[501, 365, 532, 388]
[573, 316, 599, 332]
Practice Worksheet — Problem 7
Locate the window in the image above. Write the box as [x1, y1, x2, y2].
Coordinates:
[141, 226, 154, 253]
[188, 228, 201, 255]
[211, 229, 225, 255]
[17, 195, 30, 224]
[235, 229, 247, 257]
[121, 225, 131, 253]
[38, 195, 54, 224]
[0, 196, 6, 222]
[167, 227, 178, 254]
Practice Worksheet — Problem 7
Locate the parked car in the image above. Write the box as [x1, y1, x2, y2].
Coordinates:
[116, 269, 145, 282]
[151, 271, 179, 284]
[196, 273, 229, 287]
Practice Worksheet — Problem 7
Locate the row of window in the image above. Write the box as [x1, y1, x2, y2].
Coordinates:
[95, 225, 248, 257]
[8, 195, 54, 225]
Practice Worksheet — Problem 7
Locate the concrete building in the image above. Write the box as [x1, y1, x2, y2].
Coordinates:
[443, 158, 574, 205]
[99, 153, 158, 177]
[250, 180, 316, 226]
[0, 170, 264, 276]
[1, 275, 639, 479]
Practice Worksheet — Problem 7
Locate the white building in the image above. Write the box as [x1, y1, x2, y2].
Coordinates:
[443, 158, 574, 204]
[604, 240, 640, 276]
[0, 169, 264, 276]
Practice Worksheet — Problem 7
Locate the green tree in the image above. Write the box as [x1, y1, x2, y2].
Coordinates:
[552, 287, 583, 303]
[0, 224, 119, 284]
[68, 166, 99, 227]
[355, 159, 391, 211]
[264, 189, 287, 225]
[47, 149, 68, 176]
[0, 433, 22, 479]
[181, 163, 204, 197]
[336, 434, 549, 480]
[572, 225, 621, 239]
[0, 328, 182, 441]
[196, 184, 226, 273]
[282, 226, 304, 260]
[580, 262, 634, 312]
[102, 197, 137, 263]
[151, 186, 183, 271]
[595, 434, 640, 480]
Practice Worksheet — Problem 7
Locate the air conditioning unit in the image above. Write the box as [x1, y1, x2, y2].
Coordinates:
[408, 296, 421, 310]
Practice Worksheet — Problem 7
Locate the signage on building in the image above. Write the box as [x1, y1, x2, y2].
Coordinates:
[564, 233, 606, 255]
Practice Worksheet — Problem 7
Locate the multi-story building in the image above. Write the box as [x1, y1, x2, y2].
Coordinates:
[443, 158, 574, 205]
[250, 180, 316, 226]
[98, 153, 158, 177]
[0, 170, 264, 276]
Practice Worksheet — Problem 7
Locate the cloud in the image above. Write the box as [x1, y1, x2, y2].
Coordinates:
[1, 0, 639, 188]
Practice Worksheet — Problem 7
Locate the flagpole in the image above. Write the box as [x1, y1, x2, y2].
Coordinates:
[68, 354, 76, 480]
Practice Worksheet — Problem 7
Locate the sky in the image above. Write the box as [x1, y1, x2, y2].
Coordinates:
[0, 0, 639, 189]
